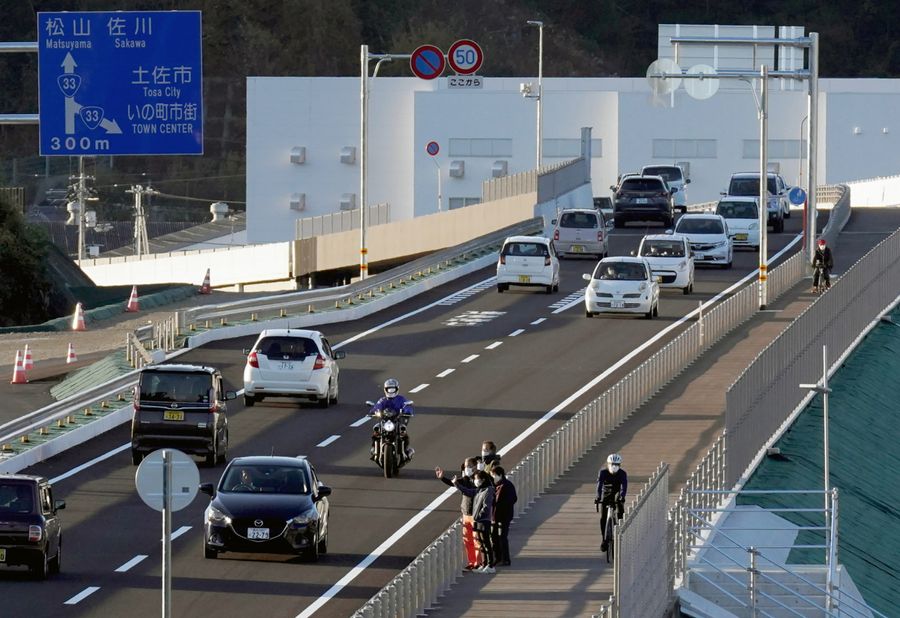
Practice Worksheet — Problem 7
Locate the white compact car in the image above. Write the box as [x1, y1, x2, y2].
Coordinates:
[637, 233, 695, 294]
[674, 214, 733, 268]
[243, 329, 345, 408]
[642, 164, 690, 212]
[551, 208, 609, 258]
[583, 257, 660, 318]
[716, 197, 761, 250]
[497, 236, 560, 294]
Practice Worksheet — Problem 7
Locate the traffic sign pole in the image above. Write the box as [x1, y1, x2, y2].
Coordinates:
[162, 449, 172, 618]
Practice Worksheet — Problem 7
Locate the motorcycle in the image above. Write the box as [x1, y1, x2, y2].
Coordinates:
[366, 399, 414, 478]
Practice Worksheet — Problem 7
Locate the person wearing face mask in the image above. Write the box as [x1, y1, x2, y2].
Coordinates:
[452, 470, 496, 573]
[490, 466, 517, 567]
[435, 458, 479, 570]
[596, 453, 627, 553]
[477, 440, 502, 474]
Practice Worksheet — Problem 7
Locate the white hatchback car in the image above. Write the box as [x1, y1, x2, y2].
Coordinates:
[583, 257, 660, 319]
[637, 233, 695, 294]
[716, 197, 761, 250]
[551, 208, 609, 259]
[242, 329, 345, 408]
[496, 236, 560, 294]
[674, 214, 733, 269]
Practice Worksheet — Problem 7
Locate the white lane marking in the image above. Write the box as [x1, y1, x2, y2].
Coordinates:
[114, 555, 148, 573]
[550, 288, 586, 311]
[485, 341, 503, 350]
[461, 354, 480, 363]
[170, 526, 192, 541]
[350, 416, 370, 428]
[294, 233, 804, 618]
[436, 368, 455, 378]
[436, 279, 497, 306]
[530, 318, 547, 326]
[443, 310, 506, 327]
[552, 292, 586, 314]
[316, 435, 341, 447]
[509, 329, 525, 337]
[64, 587, 101, 605]
[408, 383, 429, 393]
[50, 443, 131, 484]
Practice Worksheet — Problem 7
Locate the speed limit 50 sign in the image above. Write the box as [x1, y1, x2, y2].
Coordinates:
[448, 39, 484, 75]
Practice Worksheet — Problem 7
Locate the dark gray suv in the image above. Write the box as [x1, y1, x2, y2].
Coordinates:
[0, 474, 65, 579]
[131, 364, 236, 466]
[612, 175, 676, 228]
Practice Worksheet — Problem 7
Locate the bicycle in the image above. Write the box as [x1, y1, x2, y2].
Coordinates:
[595, 499, 619, 563]
[812, 263, 832, 294]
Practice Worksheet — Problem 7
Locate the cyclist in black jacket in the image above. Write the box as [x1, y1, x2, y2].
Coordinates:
[596, 453, 628, 552]
[813, 238, 834, 292]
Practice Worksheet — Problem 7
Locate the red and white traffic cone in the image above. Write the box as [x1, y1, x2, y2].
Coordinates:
[198, 268, 211, 294]
[10, 350, 27, 384]
[72, 302, 86, 331]
[23, 344, 34, 370]
[125, 285, 140, 312]
[66, 343, 78, 364]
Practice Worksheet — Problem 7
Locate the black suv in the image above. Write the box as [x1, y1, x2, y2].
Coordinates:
[611, 175, 676, 228]
[0, 474, 65, 579]
[131, 364, 236, 466]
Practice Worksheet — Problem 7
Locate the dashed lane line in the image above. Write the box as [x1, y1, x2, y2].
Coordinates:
[316, 435, 341, 447]
[461, 354, 479, 363]
[408, 383, 430, 393]
[170, 526, 192, 541]
[436, 368, 455, 378]
[114, 555, 148, 573]
[530, 317, 547, 325]
[350, 416, 370, 428]
[64, 587, 101, 605]
[485, 341, 503, 350]
[509, 329, 525, 337]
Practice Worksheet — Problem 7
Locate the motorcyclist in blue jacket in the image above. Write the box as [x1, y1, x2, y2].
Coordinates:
[370, 378, 415, 461]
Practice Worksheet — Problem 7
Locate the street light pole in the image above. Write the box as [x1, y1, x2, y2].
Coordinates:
[806, 33, 820, 266]
[758, 64, 769, 309]
[527, 20, 544, 170]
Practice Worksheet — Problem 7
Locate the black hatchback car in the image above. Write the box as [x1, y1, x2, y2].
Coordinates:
[0, 475, 65, 579]
[612, 175, 676, 228]
[201, 456, 331, 562]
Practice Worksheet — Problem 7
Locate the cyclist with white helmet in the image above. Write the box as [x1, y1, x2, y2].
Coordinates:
[370, 378, 415, 461]
[596, 453, 628, 552]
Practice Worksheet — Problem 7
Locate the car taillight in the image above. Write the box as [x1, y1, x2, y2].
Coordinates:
[553, 229, 559, 241]
[247, 352, 259, 368]
[313, 354, 326, 370]
[499, 255, 506, 265]
[659, 192, 668, 197]
[544, 256, 551, 266]
[597, 230, 604, 242]
[28, 525, 42, 542]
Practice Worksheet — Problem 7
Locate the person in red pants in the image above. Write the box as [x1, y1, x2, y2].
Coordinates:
[436, 458, 479, 570]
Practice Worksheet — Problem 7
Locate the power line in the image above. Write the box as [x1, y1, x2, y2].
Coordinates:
[152, 190, 246, 205]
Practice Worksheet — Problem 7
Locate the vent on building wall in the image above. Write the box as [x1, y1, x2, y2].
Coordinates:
[449, 160, 465, 178]
[340, 193, 356, 210]
[290, 147, 306, 164]
[491, 160, 508, 178]
[290, 192, 306, 211]
[340, 146, 356, 164]
[767, 162, 781, 174]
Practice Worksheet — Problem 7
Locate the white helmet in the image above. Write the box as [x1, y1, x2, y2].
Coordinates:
[607, 453, 622, 465]
[384, 378, 400, 398]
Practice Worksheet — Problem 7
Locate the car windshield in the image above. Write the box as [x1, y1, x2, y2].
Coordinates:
[220, 464, 311, 494]
[717, 201, 758, 219]
[140, 371, 212, 403]
[559, 212, 598, 229]
[502, 242, 549, 257]
[0, 482, 34, 514]
[596, 262, 647, 281]
[620, 178, 665, 192]
[677, 218, 725, 234]
[257, 336, 320, 360]
[730, 177, 777, 196]
[643, 167, 682, 182]
[641, 240, 685, 258]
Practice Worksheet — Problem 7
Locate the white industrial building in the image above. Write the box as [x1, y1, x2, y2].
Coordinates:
[246, 74, 900, 244]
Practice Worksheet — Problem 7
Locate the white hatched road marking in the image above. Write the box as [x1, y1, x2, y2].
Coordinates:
[485, 341, 503, 350]
[443, 310, 506, 327]
[509, 329, 525, 337]
[170, 526, 192, 541]
[350, 416, 370, 427]
[115, 555, 148, 573]
[408, 383, 429, 393]
[530, 317, 547, 325]
[550, 288, 586, 313]
[64, 587, 100, 605]
[436, 368, 455, 378]
[436, 278, 496, 306]
[316, 435, 341, 447]
[461, 354, 479, 363]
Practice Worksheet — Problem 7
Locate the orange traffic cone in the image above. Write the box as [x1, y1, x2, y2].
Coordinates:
[10, 350, 27, 384]
[199, 268, 211, 294]
[66, 343, 78, 364]
[23, 344, 34, 370]
[72, 302, 86, 331]
[125, 285, 140, 312]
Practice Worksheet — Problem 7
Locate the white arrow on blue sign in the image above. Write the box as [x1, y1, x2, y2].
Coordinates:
[788, 186, 807, 206]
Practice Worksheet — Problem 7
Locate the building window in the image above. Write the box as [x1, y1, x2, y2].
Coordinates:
[543, 138, 603, 158]
[449, 138, 513, 157]
[652, 139, 717, 159]
[742, 139, 807, 159]
[448, 197, 480, 210]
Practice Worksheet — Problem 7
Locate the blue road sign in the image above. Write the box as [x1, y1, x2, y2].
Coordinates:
[788, 186, 807, 206]
[38, 11, 203, 156]
[410, 45, 445, 80]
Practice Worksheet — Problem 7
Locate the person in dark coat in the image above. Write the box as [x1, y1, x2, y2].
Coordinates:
[452, 470, 496, 573]
[436, 458, 479, 570]
[813, 238, 834, 291]
[477, 440, 502, 474]
[490, 465, 517, 566]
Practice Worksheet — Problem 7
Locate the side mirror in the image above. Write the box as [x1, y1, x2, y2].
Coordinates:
[685, 178, 691, 184]
[629, 250, 636, 256]
[225, 391, 237, 400]
[334, 350, 346, 360]
[54, 500, 66, 511]
[609, 185, 616, 191]
[316, 484, 332, 499]
[720, 191, 727, 196]
[582, 273, 592, 282]
[199, 482, 215, 497]
[550, 219, 557, 226]
[665, 229, 674, 235]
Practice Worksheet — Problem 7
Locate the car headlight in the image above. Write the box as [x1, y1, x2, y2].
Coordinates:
[713, 240, 727, 248]
[677, 260, 687, 270]
[639, 282, 647, 292]
[749, 222, 759, 230]
[206, 505, 231, 526]
[290, 509, 318, 527]
[382, 420, 395, 432]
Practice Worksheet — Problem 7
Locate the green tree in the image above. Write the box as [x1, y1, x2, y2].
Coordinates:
[0, 198, 52, 326]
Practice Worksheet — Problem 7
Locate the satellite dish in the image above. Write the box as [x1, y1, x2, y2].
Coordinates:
[646, 58, 682, 96]
[684, 64, 720, 100]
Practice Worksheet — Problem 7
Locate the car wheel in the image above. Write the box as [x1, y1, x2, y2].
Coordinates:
[775, 219, 784, 233]
[317, 529, 328, 555]
[205, 439, 217, 467]
[330, 384, 339, 406]
[683, 283, 693, 295]
[243, 393, 255, 407]
[318, 383, 331, 409]
[216, 429, 228, 465]
[204, 544, 218, 559]
[32, 551, 49, 580]
[784, 204, 791, 218]
[49, 538, 61, 574]
[653, 303, 659, 317]
[131, 449, 143, 466]
[645, 307, 654, 319]
[545, 285, 553, 294]
[497, 283, 505, 293]
[680, 205, 688, 214]
[304, 535, 320, 562]
[585, 310, 593, 318]
[724, 259, 733, 270]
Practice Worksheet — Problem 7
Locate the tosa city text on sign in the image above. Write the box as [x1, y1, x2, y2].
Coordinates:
[38, 11, 203, 156]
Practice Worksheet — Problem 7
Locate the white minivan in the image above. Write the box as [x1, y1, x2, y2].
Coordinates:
[496, 236, 560, 294]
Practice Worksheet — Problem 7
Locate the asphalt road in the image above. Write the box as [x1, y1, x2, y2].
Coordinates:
[4, 209, 896, 618]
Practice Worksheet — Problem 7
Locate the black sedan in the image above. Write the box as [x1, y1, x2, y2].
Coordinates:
[0, 474, 65, 579]
[200, 456, 331, 561]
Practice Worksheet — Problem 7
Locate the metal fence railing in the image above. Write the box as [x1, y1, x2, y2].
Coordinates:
[295, 203, 390, 240]
[481, 168, 538, 202]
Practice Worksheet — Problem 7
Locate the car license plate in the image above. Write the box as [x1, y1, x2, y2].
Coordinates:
[0, 548, 5, 562]
[611, 300, 625, 308]
[735, 234, 748, 241]
[279, 362, 294, 370]
[163, 410, 184, 421]
[571, 245, 584, 253]
[636, 198, 648, 204]
[518, 275, 531, 283]
[247, 527, 269, 540]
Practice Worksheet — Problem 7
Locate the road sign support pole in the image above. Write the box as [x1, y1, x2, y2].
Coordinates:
[431, 157, 442, 212]
[806, 33, 820, 267]
[537, 23, 543, 170]
[162, 449, 172, 618]
[758, 64, 768, 310]
[360, 45, 369, 280]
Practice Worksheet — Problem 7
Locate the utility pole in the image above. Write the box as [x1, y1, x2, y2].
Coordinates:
[126, 184, 155, 257]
